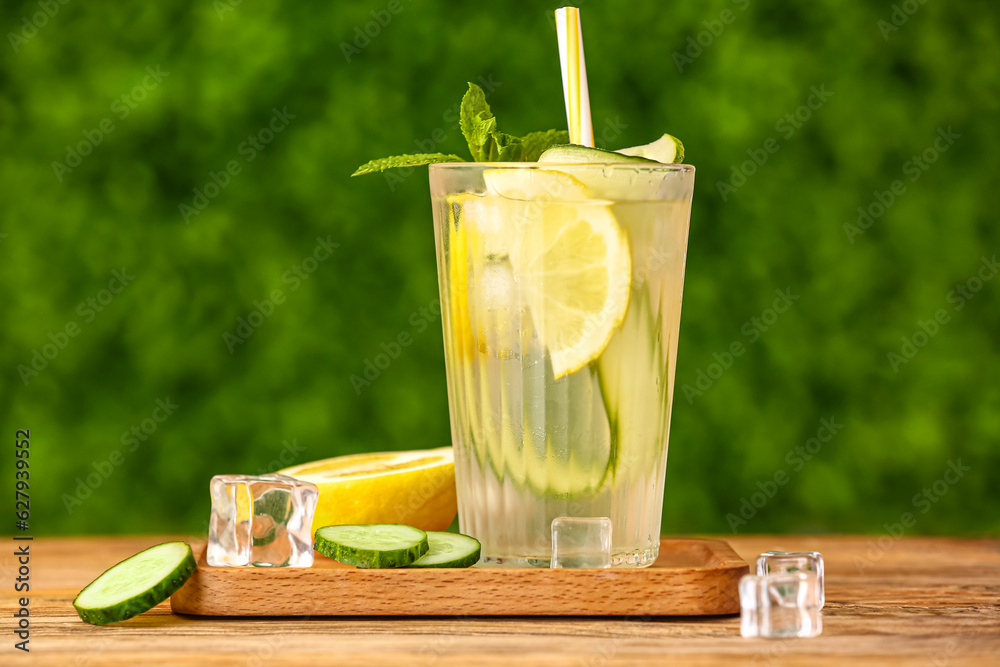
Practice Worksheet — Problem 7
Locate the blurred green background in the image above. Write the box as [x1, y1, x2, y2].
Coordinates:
[2, 0, 998, 537]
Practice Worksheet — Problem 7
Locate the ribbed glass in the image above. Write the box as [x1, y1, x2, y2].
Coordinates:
[430, 163, 694, 567]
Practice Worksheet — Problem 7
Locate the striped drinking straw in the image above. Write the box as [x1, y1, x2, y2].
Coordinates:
[555, 6, 594, 147]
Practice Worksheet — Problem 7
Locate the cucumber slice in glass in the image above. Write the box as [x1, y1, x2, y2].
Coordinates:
[518, 361, 612, 496]
[618, 133, 685, 164]
[73, 541, 196, 626]
[537, 144, 673, 200]
[407, 531, 481, 568]
[597, 283, 668, 480]
[538, 144, 656, 164]
[314, 524, 429, 568]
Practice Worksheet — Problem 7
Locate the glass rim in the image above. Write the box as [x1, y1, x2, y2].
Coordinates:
[430, 161, 695, 173]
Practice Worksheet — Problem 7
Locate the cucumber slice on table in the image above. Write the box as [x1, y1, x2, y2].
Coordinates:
[73, 541, 196, 626]
[314, 524, 429, 568]
[408, 531, 482, 568]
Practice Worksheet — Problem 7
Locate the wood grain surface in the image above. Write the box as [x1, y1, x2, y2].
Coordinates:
[171, 538, 746, 617]
[2, 535, 998, 666]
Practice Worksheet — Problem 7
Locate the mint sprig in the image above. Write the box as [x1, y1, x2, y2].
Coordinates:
[352, 153, 464, 176]
[351, 83, 568, 176]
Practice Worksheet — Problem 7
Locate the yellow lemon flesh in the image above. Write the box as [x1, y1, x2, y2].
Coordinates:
[277, 447, 457, 535]
[445, 196, 477, 362]
[483, 169, 631, 378]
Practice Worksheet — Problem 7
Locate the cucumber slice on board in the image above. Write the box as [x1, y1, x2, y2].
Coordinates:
[407, 531, 482, 568]
[314, 524, 428, 568]
[73, 541, 196, 626]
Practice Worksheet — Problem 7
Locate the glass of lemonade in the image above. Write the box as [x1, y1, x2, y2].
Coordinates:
[430, 161, 694, 567]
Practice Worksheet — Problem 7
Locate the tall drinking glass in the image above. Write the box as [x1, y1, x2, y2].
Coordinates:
[430, 162, 694, 567]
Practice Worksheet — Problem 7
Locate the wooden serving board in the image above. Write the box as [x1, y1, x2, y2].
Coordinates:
[170, 538, 747, 617]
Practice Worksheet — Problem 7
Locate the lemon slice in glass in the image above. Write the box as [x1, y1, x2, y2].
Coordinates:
[483, 169, 631, 379]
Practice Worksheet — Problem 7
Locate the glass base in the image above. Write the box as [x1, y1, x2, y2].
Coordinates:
[476, 545, 659, 569]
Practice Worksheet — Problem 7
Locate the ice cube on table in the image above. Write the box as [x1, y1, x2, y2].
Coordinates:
[757, 551, 825, 608]
[739, 572, 823, 638]
[550, 516, 612, 569]
[208, 474, 318, 568]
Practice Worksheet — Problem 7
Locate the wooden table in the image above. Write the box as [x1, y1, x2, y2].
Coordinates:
[3, 535, 997, 666]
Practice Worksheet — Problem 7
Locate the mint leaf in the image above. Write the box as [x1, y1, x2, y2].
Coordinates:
[351, 153, 464, 176]
[460, 83, 493, 161]
[521, 130, 570, 161]
[469, 114, 497, 162]
[461, 83, 525, 162]
[488, 133, 524, 162]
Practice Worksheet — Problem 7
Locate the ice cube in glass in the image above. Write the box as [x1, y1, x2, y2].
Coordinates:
[550, 516, 613, 569]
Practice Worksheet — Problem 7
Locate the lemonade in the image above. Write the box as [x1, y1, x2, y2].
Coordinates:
[351, 60, 695, 568]
[431, 162, 694, 567]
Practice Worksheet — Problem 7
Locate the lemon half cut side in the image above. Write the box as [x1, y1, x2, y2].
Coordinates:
[278, 447, 457, 534]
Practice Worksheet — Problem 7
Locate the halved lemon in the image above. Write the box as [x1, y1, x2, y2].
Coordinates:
[484, 169, 631, 378]
[277, 447, 457, 534]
